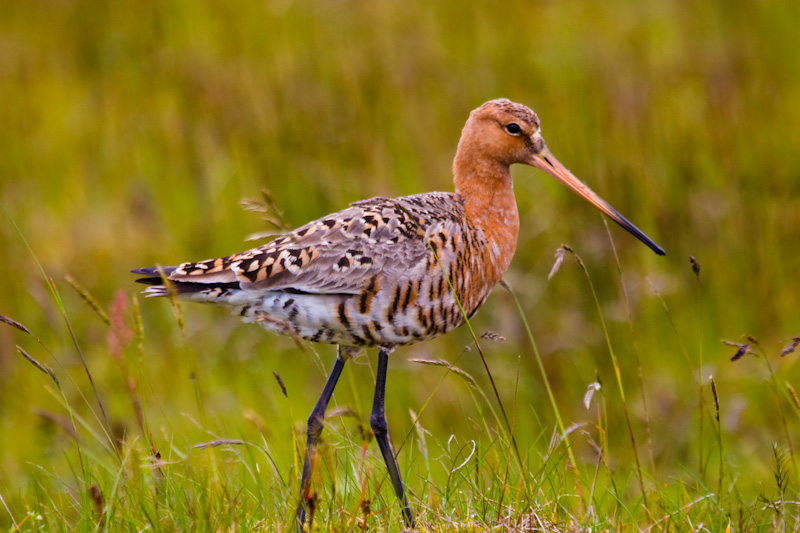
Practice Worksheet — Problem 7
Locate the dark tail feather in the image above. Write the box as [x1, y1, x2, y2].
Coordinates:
[131, 266, 240, 296]
[131, 266, 178, 278]
[131, 266, 178, 292]
[134, 276, 166, 286]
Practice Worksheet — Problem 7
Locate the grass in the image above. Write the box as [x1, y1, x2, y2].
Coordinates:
[2, 0, 800, 530]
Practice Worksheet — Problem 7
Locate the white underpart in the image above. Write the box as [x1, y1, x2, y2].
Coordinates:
[179, 287, 440, 346]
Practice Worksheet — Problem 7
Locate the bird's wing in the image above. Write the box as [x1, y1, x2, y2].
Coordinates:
[134, 193, 464, 295]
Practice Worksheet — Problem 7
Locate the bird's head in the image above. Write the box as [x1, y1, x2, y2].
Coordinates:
[458, 99, 665, 256]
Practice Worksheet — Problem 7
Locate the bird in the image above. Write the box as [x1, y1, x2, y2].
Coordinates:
[133, 98, 664, 530]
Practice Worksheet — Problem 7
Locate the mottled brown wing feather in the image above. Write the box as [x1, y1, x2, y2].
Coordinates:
[165, 193, 464, 295]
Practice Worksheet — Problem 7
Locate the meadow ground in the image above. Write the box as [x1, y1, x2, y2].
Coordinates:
[1, 1, 800, 531]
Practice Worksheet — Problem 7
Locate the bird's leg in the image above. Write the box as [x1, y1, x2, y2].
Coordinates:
[297, 347, 347, 531]
[370, 346, 416, 529]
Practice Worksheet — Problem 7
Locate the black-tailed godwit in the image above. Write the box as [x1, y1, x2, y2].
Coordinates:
[133, 99, 664, 529]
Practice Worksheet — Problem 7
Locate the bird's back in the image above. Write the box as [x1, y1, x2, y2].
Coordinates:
[134, 193, 500, 348]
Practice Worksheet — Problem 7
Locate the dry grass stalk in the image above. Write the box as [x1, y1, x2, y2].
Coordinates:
[556, 244, 648, 508]
[64, 275, 111, 326]
[131, 294, 145, 365]
[409, 358, 478, 389]
[105, 291, 146, 437]
[157, 265, 185, 334]
[0, 314, 31, 335]
[604, 219, 657, 479]
[710, 375, 724, 495]
[240, 188, 291, 233]
[194, 439, 246, 449]
[17, 346, 58, 384]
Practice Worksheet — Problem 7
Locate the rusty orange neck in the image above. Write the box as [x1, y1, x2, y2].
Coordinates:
[453, 153, 520, 282]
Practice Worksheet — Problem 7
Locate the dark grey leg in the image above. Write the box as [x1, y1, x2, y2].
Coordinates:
[297, 351, 346, 531]
[370, 347, 416, 529]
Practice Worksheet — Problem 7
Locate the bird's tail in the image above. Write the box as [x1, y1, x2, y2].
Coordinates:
[131, 266, 241, 297]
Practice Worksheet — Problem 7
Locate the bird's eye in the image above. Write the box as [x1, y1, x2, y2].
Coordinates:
[505, 123, 521, 135]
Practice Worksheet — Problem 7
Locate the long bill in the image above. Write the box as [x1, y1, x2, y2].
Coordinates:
[530, 148, 666, 256]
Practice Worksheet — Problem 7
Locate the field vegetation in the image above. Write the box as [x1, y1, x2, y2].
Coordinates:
[1, 0, 800, 530]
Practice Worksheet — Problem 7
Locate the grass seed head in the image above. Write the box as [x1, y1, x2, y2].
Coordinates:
[723, 339, 752, 361]
[689, 256, 700, 279]
[785, 382, 800, 412]
[583, 381, 601, 410]
[410, 358, 478, 389]
[0, 314, 31, 335]
[17, 346, 58, 385]
[480, 331, 506, 342]
[710, 375, 720, 422]
[65, 275, 111, 326]
[548, 246, 567, 280]
[239, 188, 291, 232]
[272, 371, 288, 398]
[780, 337, 800, 357]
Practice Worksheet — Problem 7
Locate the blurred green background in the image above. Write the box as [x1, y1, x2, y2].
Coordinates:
[2, 0, 800, 528]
